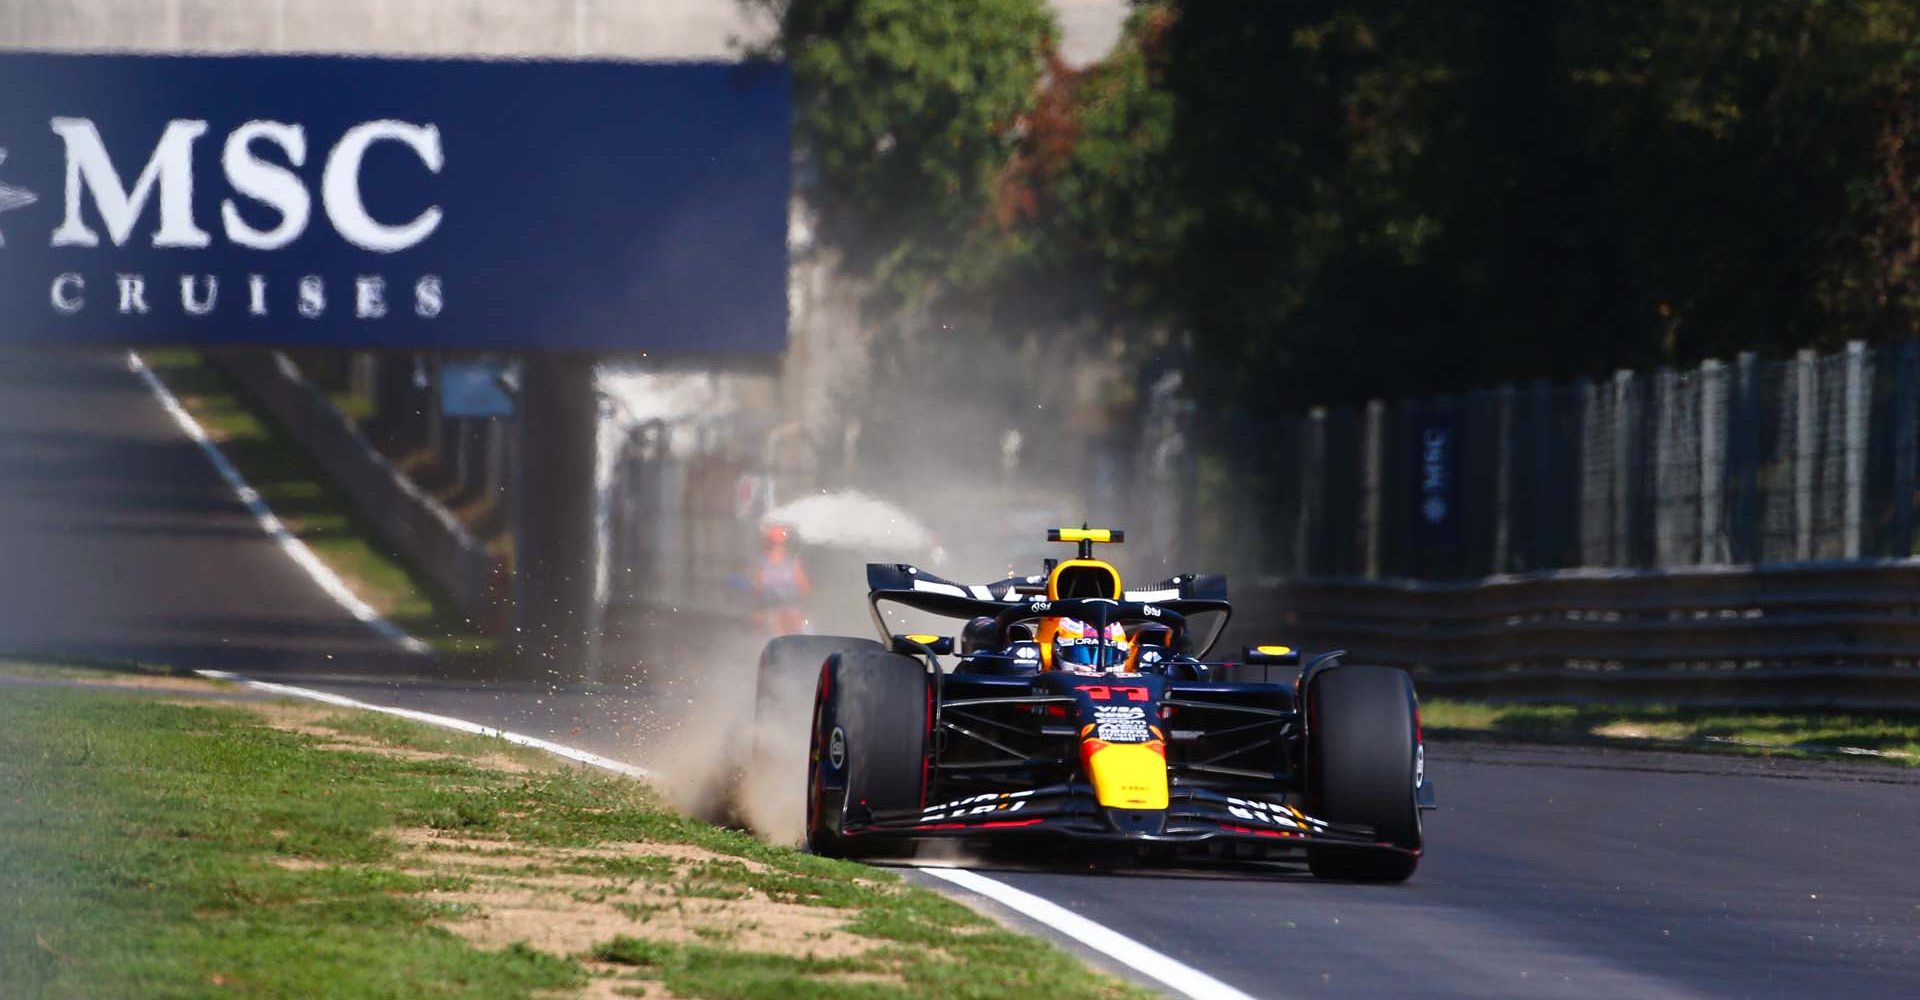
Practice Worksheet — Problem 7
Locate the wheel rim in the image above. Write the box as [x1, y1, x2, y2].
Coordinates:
[805, 667, 829, 842]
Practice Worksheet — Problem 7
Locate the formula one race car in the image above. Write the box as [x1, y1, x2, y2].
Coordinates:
[751, 528, 1435, 881]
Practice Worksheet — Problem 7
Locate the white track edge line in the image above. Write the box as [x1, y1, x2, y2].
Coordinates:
[192, 669, 1243, 1000]
[916, 866, 1261, 1000]
[128, 351, 430, 655]
[193, 670, 652, 780]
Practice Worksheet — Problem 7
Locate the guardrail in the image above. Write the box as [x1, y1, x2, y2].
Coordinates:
[1230, 562, 1920, 709]
[210, 349, 504, 632]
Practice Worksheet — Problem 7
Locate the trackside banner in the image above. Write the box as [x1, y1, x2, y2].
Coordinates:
[0, 52, 791, 353]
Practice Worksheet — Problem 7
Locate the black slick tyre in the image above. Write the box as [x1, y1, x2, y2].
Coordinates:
[752, 635, 883, 775]
[1304, 664, 1422, 882]
[805, 647, 930, 859]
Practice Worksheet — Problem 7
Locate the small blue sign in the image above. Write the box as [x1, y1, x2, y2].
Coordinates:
[0, 52, 790, 355]
[1410, 406, 1463, 546]
[440, 361, 515, 418]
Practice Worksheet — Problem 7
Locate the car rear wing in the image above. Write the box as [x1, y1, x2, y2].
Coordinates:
[865, 563, 1233, 655]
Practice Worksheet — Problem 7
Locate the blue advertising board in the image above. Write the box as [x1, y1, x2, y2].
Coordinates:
[0, 52, 790, 354]
[1409, 405, 1464, 547]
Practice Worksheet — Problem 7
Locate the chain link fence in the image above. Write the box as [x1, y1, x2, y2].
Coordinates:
[355, 337, 1920, 611]
[1237, 341, 1920, 581]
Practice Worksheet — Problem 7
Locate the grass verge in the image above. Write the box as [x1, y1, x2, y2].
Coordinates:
[137, 348, 493, 659]
[1421, 698, 1920, 764]
[0, 663, 1148, 1000]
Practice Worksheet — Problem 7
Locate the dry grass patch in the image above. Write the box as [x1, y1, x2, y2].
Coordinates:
[398, 828, 885, 967]
[69, 672, 232, 694]
[237, 699, 544, 774]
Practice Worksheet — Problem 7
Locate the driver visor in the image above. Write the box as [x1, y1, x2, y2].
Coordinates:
[1057, 640, 1126, 669]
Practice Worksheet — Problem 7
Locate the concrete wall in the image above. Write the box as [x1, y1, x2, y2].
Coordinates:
[1, 1, 1123, 62]
[0, 0, 770, 58]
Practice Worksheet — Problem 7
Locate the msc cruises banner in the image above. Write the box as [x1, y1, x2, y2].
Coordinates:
[0, 53, 791, 354]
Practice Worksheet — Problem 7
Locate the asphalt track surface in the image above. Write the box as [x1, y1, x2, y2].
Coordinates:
[5, 348, 1919, 1000]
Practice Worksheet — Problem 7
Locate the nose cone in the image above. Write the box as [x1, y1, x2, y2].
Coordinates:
[1080, 739, 1168, 810]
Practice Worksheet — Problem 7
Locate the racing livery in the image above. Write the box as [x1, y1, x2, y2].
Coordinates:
[759, 527, 1436, 882]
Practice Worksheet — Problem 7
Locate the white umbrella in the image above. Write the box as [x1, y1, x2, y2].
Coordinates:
[762, 491, 939, 556]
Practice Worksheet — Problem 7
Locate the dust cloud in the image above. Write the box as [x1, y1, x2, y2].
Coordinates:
[616, 621, 852, 846]
[594, 320, 1172, 847]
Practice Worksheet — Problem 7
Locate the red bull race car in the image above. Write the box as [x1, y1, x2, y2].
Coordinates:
[753, 528, 1435, 881]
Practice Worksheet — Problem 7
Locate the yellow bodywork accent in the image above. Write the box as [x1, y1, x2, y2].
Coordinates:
[1046, 558, 1123, 600]
[1053, 527, 1115, 543]
[1255, 644, 1294, 656]
[1082, 741, 1169, 810]
[905, 633, 942, 645]
[1036, 552, 1121, 671]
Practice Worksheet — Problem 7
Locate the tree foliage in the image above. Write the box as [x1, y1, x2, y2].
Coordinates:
[993, 5, 1183, 340]
[752, 0, 1056, 308]
[769, 0, 1920, 413]
[1152, 0, 1920, 407]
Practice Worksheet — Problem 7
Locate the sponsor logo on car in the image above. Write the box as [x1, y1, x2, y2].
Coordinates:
[1226, 797, 1329, 832]
[919, 790, 1033, 821]
[1093, 704, 1151, 743]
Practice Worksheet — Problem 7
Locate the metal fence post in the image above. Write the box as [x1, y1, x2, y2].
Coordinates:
[1843, 341, 1869, 559]
[1730, 352, 1759, 563]
[453, 417, 472, 491]
[1362, 399, 1384, 579]
[1577, 378, 1608, 566]
[484, 417, 508, 497]
[1795, 349, 1817, 561]
[1653, 368, 1680, 566]
[1612, 370, 1635, 566]
[349, 351, 376, 400]
[1299, 409, 1327, 577]
[1699, 358, 1727, 563]
[1528, 380, 1561, 570]
[1894, 342, 1919, 559]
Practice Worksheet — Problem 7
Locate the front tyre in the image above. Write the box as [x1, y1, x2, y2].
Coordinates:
[752, 635, 884, 777]
[805, 647, 930, 859]
[728, 635, 884, 837]
[1304, 665, 1422, 882]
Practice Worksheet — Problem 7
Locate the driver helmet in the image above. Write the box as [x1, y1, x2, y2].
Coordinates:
[1052, 617, 1131, 674]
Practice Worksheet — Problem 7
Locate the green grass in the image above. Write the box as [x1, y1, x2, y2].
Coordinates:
[1421, 699, 1920, 764]
[0, 687, 577, 998]
[0, 670, 1149, 1000]
[0, 658, 188, 682]
[139, 349, 494, 659]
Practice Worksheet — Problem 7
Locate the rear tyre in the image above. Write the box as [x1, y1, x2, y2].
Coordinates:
[805, 647, 930, 859]
[1304, 665, 1422, 882]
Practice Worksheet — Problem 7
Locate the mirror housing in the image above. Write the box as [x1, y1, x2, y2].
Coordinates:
[892, 633, 954, 656]
[1242, 644, 1301, 666]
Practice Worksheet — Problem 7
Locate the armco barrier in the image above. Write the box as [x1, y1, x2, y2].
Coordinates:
[209, 349, 499, 631]
[1234, 562, 1920, 709]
